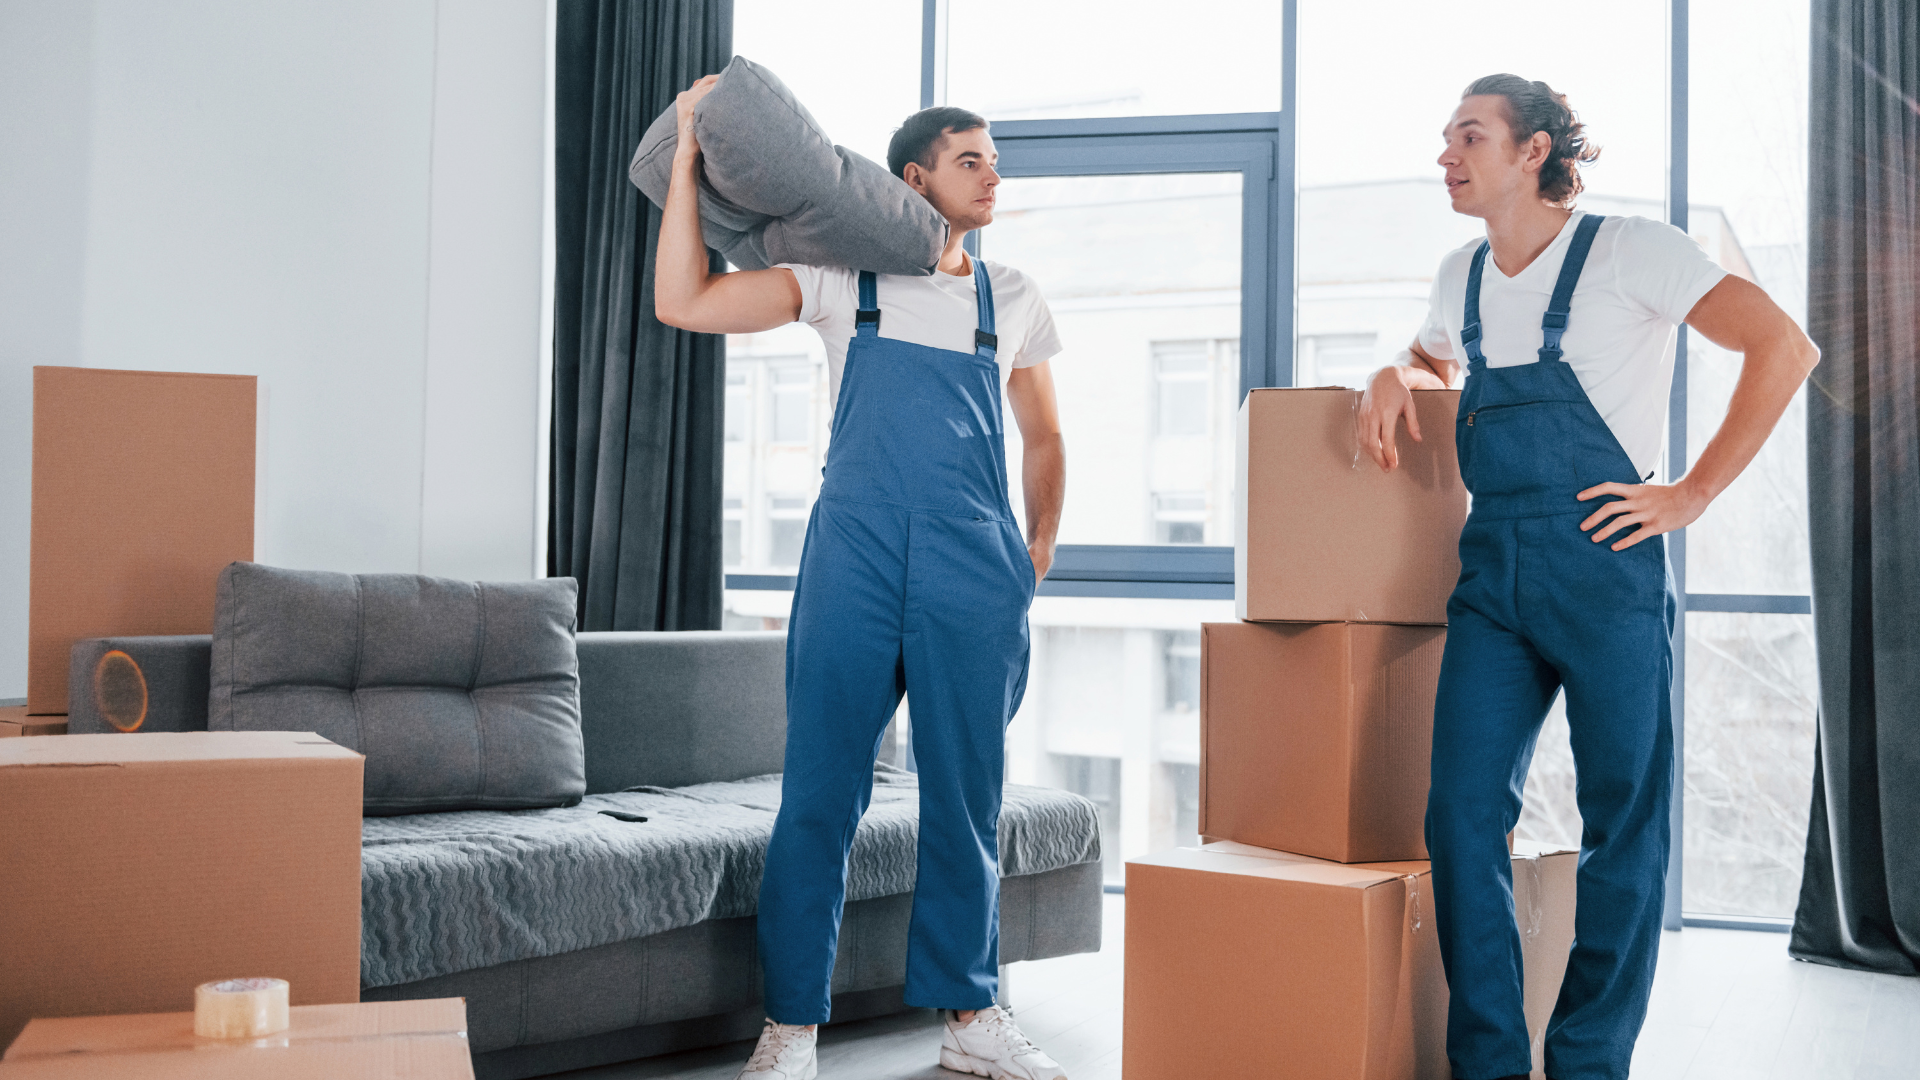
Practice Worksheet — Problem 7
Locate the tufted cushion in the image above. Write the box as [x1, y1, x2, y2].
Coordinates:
[209, 562, 585, 816]
[628, 55, 948, 276]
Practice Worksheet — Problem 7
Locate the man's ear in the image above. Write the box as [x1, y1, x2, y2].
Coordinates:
[1523, 130, 1552, 175]
[901, 160, 928, 194]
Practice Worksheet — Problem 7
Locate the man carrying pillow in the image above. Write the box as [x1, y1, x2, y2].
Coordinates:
[656, 76, 1070, 1080]
[1357, 76, 1818, 1080]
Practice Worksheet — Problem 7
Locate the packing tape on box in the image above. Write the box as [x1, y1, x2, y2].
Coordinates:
[194, 977, 290, 1039]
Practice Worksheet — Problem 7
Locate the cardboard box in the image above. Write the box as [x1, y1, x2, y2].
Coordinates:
[29, 366, 255, 714]
[0, 732, 362, 1048]
[0, 707, 66, 738]
[1200, 620, 1445, 863]
[1124, 840, 1577, 1080]
[0, 998, 472, 1079]
[1236, 387, 1467, 625]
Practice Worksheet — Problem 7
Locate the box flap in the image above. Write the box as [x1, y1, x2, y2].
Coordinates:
[5, 999, 466, 1059]
[0, 732, 359, 768]
[1138, 845, 1409, 890]
[1510, 837, 1580, 859]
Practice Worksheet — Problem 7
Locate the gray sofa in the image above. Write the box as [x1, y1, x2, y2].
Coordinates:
[68, 630, 1104, 1080]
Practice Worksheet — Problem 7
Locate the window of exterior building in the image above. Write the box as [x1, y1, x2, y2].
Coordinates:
[1298, 332, 1380, 390]
[1161, 631, 1201, 713]
[724, 366, 751, 443]
[767, 495, 808, 569]
[1152, 494, 1208, 545]
[1153, 342, 1211, 437]
[770, 365, 813, 445]
[723, 497, 744, 568]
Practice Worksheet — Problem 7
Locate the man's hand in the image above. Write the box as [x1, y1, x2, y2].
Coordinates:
[1577, 479, 1710, 550]
[1357, 365, 1424, 471]
[653, 72, 800, 334]
[1028, 541, 1054, 584]
[672, 75, 719, 165]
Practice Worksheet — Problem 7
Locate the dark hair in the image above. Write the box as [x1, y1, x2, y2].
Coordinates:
[1462, 74, 1601, 206]
[886, 106, 988, 178]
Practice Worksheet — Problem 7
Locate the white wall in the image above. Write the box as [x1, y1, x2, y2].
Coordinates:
[0, 0, 549, 699]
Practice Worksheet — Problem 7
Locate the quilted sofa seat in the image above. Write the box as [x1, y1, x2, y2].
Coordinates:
[360, 765, 1101, 989]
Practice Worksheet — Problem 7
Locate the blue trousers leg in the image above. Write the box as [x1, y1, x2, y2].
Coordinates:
[1526, 520, 1675, 1080]
[1432, 515, 1675, 1080]
[1428, 599, 1560, 1080]
[899, 512, 1032, 1011]
[757, 498, 908, 1025]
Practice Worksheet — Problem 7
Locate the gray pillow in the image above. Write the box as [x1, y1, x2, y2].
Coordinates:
[209, 562, 585, 816]
[629, 55, 948, 275]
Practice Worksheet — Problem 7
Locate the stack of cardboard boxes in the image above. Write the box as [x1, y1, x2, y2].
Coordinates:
[1124, 389, 1579, 1080]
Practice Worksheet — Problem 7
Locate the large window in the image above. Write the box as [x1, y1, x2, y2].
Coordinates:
[721, 0, 1821, 927]
[983, 171, 1250, 550]
[1678, 0, 1815, 922]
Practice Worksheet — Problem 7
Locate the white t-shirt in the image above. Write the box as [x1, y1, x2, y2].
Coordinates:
[778, 257, 1063, 405]
[1417, 212, 1727, 479]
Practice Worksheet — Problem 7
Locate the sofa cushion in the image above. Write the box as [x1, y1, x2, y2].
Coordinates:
[209, 562, 584, 816]
[357, 765, 1102, 988]
[628, 55, 948, 275]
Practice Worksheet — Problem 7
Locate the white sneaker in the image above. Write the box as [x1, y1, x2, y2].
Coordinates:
[737, 1019, 817, 1079]
[938, 1005, 1067, 1080]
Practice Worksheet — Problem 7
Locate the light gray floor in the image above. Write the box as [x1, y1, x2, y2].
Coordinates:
[552, 893, 1917, 1080]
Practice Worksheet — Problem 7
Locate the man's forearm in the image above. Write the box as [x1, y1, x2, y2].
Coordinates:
[1022, 434, 1065, 554]
[654, 154, 712, 322]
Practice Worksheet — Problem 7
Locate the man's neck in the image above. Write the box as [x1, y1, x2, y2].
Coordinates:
[1481, 199, 1574, 277]
[936, 231, 972, 276]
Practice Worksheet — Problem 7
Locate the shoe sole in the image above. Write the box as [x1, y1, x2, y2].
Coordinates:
[739, 1054, 815, 1080]
[939, 1046, 1064, 1080]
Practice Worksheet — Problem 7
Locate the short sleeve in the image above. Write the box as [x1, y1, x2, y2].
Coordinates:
[1611, 217, 1728, 325]
[1016, 288, 1063, 368]
[1416, 267, 1458, 361]
[774, 263, 854, 329]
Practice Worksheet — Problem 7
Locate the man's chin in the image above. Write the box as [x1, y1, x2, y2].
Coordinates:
[947, 211, 992, 233]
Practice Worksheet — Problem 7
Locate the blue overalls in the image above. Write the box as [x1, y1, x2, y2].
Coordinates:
[1426, 215, 1677, 1080]
[756, 262, 1035, 1026]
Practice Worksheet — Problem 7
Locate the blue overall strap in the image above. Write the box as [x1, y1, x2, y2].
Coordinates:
[855, 271, 880, 337]
[1462, 241, 1490, 367]
[1539, 214, 1605, 364]
[972, 257, 997, 360]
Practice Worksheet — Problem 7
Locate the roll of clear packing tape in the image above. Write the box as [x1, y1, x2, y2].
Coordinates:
[194, 977, 290, 1039]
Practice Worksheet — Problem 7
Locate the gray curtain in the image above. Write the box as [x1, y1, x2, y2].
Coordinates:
[1791, 0, 1920, 975]
[551, 0, 732, 631]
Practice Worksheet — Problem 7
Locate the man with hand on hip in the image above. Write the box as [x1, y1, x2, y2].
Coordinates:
[1357, 75, 1817, 1080]
[656, 75, 1070, 1080]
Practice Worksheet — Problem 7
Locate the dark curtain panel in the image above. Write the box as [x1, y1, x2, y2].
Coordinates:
[551, 0, 732, 631]
[1791, 0, 1920, 975]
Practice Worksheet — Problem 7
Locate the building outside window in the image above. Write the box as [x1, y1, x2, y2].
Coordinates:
[1152, 494, 1207, 545]
[769, 364, 812, 445]
[1153, 341, 1211, 437]
[767, 496, 808, 569]
[1298, 332, 1380, 390]
[722, 497, 744, 569]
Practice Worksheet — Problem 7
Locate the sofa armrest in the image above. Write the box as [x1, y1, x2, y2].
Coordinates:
[577, 631, 786, 793]
[68, 635, 213, 734]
